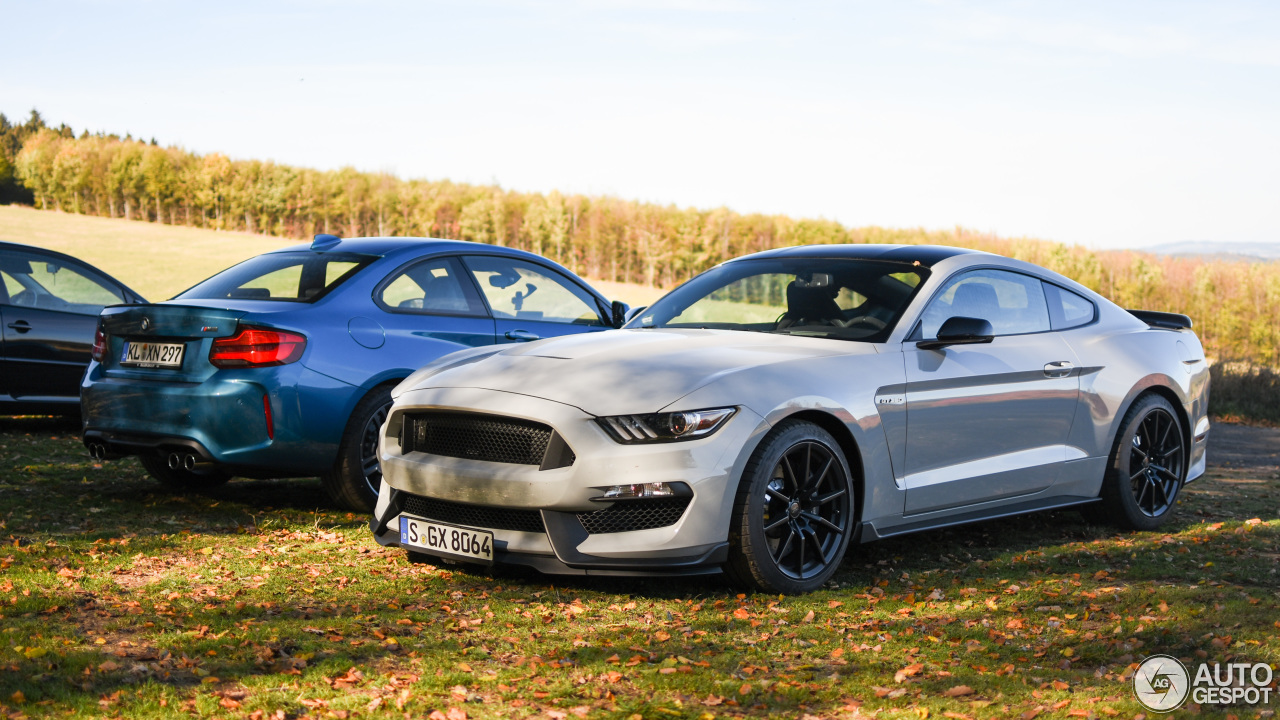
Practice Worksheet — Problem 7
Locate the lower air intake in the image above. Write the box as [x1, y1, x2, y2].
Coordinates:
[576, 497, 692, 534]
[401, 494, 546, 534]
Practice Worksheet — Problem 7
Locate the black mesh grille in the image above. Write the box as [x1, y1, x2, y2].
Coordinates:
[400, 412, 554, 466]
[577, 498, 692, 534]
[401, 494, 546, 534]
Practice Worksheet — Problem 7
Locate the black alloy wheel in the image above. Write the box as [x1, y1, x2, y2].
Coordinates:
[1127, 406, 1184, 518]
[1093, 393, 1187, 531]
[727, 420, 855, 593]
[762, 441, 851, 580]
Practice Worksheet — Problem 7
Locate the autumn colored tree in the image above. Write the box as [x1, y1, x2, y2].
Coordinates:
[6, 113, 1280, 370]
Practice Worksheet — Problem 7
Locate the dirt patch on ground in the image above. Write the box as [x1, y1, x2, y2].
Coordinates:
[110, 553, 196, 591]
[1206, 421, 1280, 470]
[1186, 421, 1280, 523]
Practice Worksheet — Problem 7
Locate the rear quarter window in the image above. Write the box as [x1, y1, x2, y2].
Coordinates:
[1044, 283, 1097, 330]
[177, 252, 375, 303]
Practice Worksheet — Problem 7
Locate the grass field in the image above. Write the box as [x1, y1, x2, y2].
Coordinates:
[0, 205, 671, 307]
[1, 416, 1276, 719]
[2, 204, 1278, 718]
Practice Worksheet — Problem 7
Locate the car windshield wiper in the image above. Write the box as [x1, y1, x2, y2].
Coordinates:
[771, 328, 860, 341]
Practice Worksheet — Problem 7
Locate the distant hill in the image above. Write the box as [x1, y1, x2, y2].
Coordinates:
[1142, 241, 1280, 263]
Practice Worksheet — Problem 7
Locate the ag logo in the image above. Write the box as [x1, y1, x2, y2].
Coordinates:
[1134, 654, 1190, 712]
[140, 316, 151, 331]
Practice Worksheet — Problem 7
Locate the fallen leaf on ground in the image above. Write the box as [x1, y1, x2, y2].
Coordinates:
[895, 663, 924, 682]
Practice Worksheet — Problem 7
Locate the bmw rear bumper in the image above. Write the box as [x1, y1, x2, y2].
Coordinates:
[79, 360, 352, 475]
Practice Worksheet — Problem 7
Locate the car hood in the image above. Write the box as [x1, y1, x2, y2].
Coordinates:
[398, 328, 873, 416]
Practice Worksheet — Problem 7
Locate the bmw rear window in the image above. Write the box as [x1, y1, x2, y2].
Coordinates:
[176, 252, 376, 303]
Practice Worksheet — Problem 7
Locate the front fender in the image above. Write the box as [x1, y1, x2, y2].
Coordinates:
[668, 349, 906, 530]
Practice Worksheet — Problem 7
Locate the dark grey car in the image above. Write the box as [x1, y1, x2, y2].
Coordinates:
[0, 242, 145, 414]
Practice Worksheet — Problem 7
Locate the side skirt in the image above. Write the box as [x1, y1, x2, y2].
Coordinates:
[859, 495, 1101, 542]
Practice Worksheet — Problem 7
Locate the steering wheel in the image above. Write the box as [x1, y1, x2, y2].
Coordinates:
[842, 315, 887, 330]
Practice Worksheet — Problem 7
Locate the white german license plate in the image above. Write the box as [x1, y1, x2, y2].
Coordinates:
[121, 341, 185, 368]
[399, 515, 494, 564]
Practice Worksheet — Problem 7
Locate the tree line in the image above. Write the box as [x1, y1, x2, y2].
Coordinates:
[2, 110, 1277, 367]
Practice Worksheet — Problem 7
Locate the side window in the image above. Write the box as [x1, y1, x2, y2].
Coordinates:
[376, 257, 486, 316]
[920, 269, 1051, 338]
[462, 256, 605, 326]
[0, 252, 123, 315]
[1044, 283, 1097, 330]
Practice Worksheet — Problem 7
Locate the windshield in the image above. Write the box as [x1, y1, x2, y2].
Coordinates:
[630, 257, 929, 342]
[176, 252, 376, 303]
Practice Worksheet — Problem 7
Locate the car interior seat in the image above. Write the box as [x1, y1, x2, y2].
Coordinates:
[950, 283, 1000, 324]
[778, 279, 844, 328]
[421, 276, 469, 312]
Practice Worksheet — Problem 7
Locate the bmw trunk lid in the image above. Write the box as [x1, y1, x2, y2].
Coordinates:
[98, 303, 252, 382]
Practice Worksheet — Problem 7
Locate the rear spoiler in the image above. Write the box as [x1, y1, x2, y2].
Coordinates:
[1127, 309, 1193, 330]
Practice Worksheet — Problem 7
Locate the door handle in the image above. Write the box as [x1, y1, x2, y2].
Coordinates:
[1044, 360, 1073, 378]
[505, 329, 540, 342]
[6, 321, 31, 333]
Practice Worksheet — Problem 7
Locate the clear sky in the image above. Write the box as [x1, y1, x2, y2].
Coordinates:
[3, 0, 1277, 249]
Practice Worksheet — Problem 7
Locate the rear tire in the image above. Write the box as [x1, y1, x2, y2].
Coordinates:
[1095, 393, 1186, 531]
[324, 385, 394, 513]
[139, 456, 231, 491]
[725, 420, 856, 594]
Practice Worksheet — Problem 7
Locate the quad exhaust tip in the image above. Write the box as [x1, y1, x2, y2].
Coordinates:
[88, 443, 107, 461]
[167, 452, 200, 471]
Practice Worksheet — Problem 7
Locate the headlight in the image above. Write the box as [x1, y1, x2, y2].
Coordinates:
[596, 407, 736, 444]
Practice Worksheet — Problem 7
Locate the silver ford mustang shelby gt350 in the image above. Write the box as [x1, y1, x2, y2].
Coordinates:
[369, 244, 1209, 593]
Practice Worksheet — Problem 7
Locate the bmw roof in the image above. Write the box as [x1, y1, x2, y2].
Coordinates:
[268, 237, 484, 256]
[743, 243, 983, 267]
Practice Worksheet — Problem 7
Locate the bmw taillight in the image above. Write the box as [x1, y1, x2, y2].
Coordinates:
[209, 326, 306, 368]
[91, 321, 107, 362]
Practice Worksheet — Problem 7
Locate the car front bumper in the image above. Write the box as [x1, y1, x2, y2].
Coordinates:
[371, 385, 765, 574]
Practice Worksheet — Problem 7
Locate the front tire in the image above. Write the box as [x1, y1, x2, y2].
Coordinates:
[1095, 393, 1186, 530]
[725, 420, 856, 594]
[323, 385, 393, 513]
[139, 455, 231, 491]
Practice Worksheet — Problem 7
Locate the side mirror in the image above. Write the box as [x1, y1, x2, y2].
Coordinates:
[610, 300, 631, 328]
[916, 316, 995, 351]
[624, 305, 647, 325]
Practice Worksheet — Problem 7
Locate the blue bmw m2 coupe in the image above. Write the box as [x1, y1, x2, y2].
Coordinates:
[82, 235, 627, 511]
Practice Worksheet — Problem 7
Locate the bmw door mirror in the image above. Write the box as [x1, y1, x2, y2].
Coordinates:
[624, 305, 646, 325]
[611, 300, 631, 328]
[917, 316, 995, 350]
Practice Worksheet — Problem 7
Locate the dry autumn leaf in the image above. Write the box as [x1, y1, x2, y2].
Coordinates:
[943, 685, 974, 697]
[895, 662, 924, 683]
